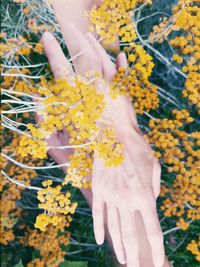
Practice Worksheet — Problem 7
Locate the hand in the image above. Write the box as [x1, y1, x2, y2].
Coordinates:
[87, 35, 164, 267]
[92, 135, 163, 266]
[41, 23, 165, 267]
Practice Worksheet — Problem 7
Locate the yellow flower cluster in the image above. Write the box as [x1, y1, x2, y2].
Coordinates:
[127, 43, 156, 79]
[23, 222, 71, 267]
[145, 109, 200, 230]
[183, 71, 200, 107]
[111, 44, 159, 114]
[2, 125, 40, 179]
[1, 128, 40, 245]
[14, 77, 123, 188]
[27, 18, 56, 34]
[176, 217, 190, 231]
[172, 54, 183, 64]
[18, 123, 48, 159]
[94, 127, 124, 167]
[0, 33, 45, 62]
[149, 17, 177, 44]
[64, 147, 93, 188]
[12, 0, 57, 33]
[0, 35, 32, 60]
[37, 77, 105, 136]
[149, 0, 200, 107]
[34, 214, 63, 232]
[89, 0, 152, 45]
[149, 0, 199, 44]
[1, 69, 36, 94]
[187, 238, 200, 262]
[1, 123, 72, 264]
[174, 3, 200, 34]
[170, 2, 200, 107]
[34, 41, 44, 54]
[64, 126, 124, 188]
[0, 180, 20, 245]
[35, 180, 77, 231]
[110, 67, 127, 98]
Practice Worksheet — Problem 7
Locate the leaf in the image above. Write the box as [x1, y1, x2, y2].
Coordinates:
[14, 260, 24, 267]
[59, 261, 88, 267]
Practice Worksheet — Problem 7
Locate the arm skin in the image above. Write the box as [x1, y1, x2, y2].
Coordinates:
[40, 1, 171, 266]
[52, 0, 101, 34]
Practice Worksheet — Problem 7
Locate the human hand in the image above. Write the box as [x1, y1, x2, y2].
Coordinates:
[92, 138, 163, 266]
[76, 33, 164, 267]
[41, 23, 165, 267]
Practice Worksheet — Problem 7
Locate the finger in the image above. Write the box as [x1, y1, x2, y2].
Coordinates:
[92, 196, 105, 245]
[42, 31, 74, 80]
[86, 32, 117, 81]
[135, 211, 154, 265]
[106, 203, 126, 264]
[116, 52, 128, 69]
[141, 193, 165, 267]
[120, 210, 139, 267]
[59, 23, 102, 76]
[152, 160, 161, 198]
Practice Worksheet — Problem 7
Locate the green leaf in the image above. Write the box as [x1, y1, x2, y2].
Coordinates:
[59, 261, 88, 267]
[14, 260, 24, 267]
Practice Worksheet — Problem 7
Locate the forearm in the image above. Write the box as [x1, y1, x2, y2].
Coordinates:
[52, 0, 97, 33]
[51, 0, 119, 51]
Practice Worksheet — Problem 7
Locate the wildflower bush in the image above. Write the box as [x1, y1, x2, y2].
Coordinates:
[1, 0, 199, 266]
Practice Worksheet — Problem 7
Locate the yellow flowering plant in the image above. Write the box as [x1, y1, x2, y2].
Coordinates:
[1, 0, 199, 266]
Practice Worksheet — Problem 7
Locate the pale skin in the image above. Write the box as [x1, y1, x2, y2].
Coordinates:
[35, 1, 171, 266]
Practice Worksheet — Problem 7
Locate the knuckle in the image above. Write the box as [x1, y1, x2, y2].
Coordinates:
[117, 188, 128, 200]
[92, 183, 100, 193]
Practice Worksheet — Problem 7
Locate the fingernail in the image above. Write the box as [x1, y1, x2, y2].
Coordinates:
[96, 236, 104, 245]
[119, 258, 126, 265]
[96, 239, 104, 245]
